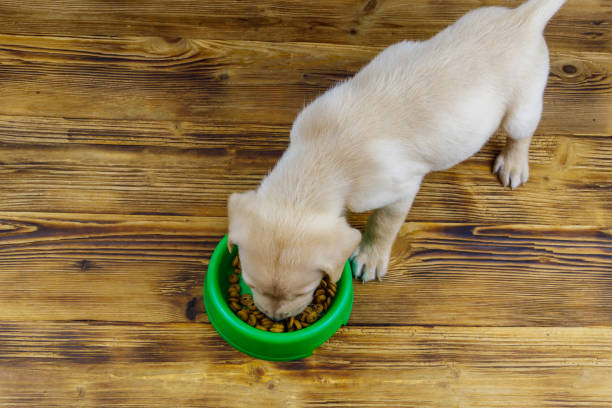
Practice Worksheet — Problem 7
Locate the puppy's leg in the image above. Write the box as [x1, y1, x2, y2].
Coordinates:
[351, 194, 416, 282]
[494, 61, 548, 189]
[494, 135, 532, 189]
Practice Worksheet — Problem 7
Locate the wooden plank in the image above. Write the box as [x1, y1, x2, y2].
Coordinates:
[0, 212, 609, 326]
[371, 222, 612, 326]
[0, 127, 610, 223]
[0, 0, 607, 51]
[0, 212, 220, 323]
[0, 114, 290, 149]
[0, 35, 609, 132]
[0, 35, 371, 123]
[1, 323, 611, 407]
[411, 132, 612, 226]
[0, 113, 606, 154]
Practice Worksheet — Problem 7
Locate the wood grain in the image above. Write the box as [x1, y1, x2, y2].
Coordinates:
[1, 323, 612, 407]
[0, 212, 609, 326]
[0, 125, 610, 224]
[0, 35, 609, 129]
[0, 0, 610, 406]
[0, 0, 608, 51]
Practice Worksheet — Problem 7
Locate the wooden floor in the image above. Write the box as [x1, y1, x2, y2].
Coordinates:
[0, 0, 610, 406]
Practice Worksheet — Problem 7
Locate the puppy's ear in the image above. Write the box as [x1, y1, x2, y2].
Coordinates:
[319, 217, 361, 283]
[227, 190, 257, 252]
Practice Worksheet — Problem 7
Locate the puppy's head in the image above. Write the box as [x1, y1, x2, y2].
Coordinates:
[228, 190, 360, 320]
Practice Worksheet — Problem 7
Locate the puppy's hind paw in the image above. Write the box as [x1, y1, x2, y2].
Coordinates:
[493, 149, 529, 190]
[350, 242, 390, 283]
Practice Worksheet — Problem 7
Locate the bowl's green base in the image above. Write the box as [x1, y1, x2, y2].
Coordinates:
[206, 293, 346, 361]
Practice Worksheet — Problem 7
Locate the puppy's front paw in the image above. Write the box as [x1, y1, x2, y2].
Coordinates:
[350, 241, 390, 282]
[493, 148, 529, 190]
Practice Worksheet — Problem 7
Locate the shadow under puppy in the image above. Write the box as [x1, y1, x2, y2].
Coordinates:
[228, 0, 566, 320]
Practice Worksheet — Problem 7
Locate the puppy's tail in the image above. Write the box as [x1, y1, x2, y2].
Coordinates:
[516, 0, 566, 32]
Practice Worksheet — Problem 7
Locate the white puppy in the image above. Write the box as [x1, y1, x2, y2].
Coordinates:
[228, 0, 566, 320]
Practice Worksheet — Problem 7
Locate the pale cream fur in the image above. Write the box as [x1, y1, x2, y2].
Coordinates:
[228, 0, 566, 320]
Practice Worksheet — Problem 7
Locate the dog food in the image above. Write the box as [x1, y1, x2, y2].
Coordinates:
[226, 254, 337, 332]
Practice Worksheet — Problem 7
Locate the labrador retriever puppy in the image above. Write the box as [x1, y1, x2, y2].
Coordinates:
[228, 0, 566, 320]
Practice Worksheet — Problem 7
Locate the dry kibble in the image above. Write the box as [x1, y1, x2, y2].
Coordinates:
[312, 304, 324, 314]
[236, 309, 249, 321]
[306, 313, 318, 324]
[225, 261, 337, 332]
[240, 294, 253, 306]
[269, 323, 284, 333]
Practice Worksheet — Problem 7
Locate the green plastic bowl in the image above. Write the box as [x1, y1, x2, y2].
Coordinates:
[203, 234, 353, 361]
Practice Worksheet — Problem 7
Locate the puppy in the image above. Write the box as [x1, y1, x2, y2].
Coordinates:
[228, 0, 566, 320]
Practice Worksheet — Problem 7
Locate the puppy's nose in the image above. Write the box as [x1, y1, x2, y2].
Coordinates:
[253, 300, 284, 321]
[268, 303, 309, 321]
[269, 310, 290, 321]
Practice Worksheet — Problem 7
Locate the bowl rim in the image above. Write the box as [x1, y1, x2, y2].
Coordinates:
[205, 234, 353, 345]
